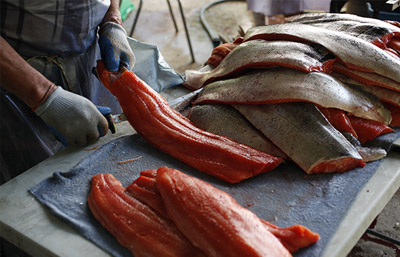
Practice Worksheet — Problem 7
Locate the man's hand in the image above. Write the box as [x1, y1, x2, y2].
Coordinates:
[35, 86, 109, 146]
[99, 22, 135, 72]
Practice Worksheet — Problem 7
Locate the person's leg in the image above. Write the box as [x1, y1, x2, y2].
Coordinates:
[252, 11, 266, 26]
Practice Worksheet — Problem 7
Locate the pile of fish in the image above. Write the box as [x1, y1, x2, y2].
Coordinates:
[183, 13, 400, 174]
[88, 167, 320, 257]
[97, 61, 282, 183]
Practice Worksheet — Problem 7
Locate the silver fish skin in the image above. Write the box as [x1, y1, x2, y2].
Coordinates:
[234, 103, 364, 174]
[188, 104, 288, 159]
[184, 40, 333, 90]
[298, 20, 396, 44]
[243, 23, 400, 83]
[341, 132, 387, 163]
[356, 146, 387, 162]
[286, 13, 400, 35]
[194, 69, 392, 125]
[333, 63, 400, 93]
[332, 72, 400, 108]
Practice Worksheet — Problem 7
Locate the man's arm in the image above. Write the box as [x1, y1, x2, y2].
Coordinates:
[101, 0, 122, 26]
[0, 36, 108, 146]
[0, 36, 56, 109]
[98, 0, 135, 72]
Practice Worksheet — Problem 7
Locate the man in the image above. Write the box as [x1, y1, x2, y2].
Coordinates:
[0, 0, 135, 183]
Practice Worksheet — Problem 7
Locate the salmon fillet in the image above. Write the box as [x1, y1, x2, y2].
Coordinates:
[127, 167, 320, 254]
[88, 173, 205, 257]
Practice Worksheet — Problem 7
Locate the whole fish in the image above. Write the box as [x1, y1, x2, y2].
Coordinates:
[188, 104, 288, 159]
[88, 173, 206, 257]
[155, 167, 293, 257]
[243, 23, 400, 83]
[234, 103, 365, 174]
[184, 40, 334, 90]
[193, 69, 392, 125]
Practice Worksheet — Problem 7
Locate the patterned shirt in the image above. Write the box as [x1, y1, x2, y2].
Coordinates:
[0, 0, 110, 58]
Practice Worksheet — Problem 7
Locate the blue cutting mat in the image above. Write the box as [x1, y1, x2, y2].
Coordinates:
[30, 130, 400, 257]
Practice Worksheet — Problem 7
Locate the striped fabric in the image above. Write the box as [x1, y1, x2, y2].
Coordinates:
[0, 0, 110, 58]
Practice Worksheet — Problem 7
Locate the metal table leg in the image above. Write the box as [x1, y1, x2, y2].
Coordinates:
[166, 0, 179, 32]
[129, 0, 144, 36]
[177, 0, 195, 63]
[128, 0, 195, 63]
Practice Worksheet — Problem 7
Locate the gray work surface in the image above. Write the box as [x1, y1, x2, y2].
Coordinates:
[1, 121, 400, 257]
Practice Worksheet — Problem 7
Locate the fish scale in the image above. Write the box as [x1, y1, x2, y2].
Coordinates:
[243, 23, 400, 83]
[184, 40, 334, 90]
[194, 68, 392, 125]
[234, 103, 365, 174]
[286, 13, 400, 36]
[188, 104, 288, 158]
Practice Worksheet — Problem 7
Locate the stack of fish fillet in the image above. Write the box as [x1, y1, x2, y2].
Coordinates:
[88, 167, 320, 257]
[183, 13, 400, 174]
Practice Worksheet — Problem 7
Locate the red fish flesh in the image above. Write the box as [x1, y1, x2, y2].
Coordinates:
[128, 167, 320, 254]
[319, 107, 393, 143]
[206, 37, 243, 67]
[184, 40, 334, 90]
[260, 220, 320, 253]
[193, 68, 392, 125]
[318, 107, 358, 138]
[88, 173, 205, 257]
[125, 169, 169, 218]
[96, 61, 282, 183]
[155, 166, 293, 257]
[243, 23, 400, 83]
[388, 37, 400, 54]
[349, 116, 394, 143]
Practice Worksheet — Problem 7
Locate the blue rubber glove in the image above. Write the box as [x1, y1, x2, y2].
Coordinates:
[35, 86, 109, 146]
[99, 22, 135, 72]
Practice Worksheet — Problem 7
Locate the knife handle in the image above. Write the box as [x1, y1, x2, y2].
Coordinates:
[97, 106, 116, 134]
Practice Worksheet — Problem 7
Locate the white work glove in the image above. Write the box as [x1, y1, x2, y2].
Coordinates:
[99, 22, 136, 72]
[35, 86, 108, 146]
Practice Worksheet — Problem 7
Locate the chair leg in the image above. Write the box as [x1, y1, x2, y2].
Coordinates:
[166, 0, 179, 33]
[129, 0, 144, 36]
[177, 0, 196, 63]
